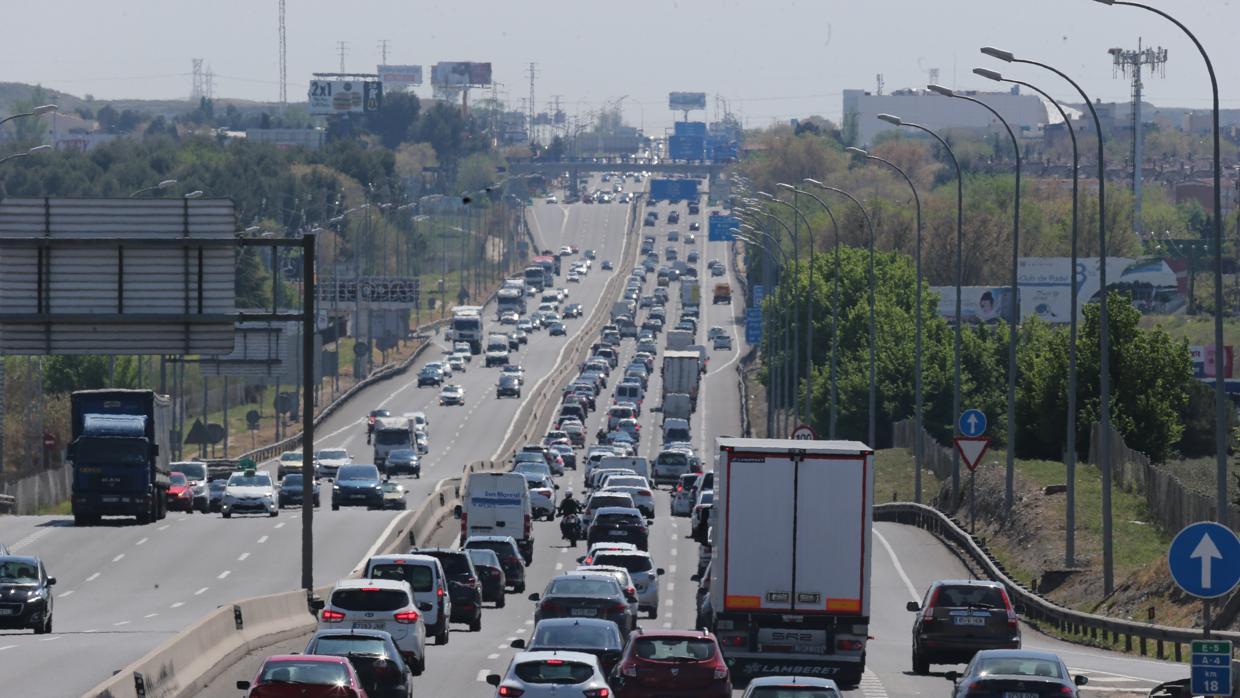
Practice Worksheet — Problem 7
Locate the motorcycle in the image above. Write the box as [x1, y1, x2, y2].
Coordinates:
[560, 512, 584, 546]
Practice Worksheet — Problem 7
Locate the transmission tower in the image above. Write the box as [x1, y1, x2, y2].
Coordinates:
[205, 65, 215, 100]
[191, 58, 204, 101]
[337, 40, 350, 73]
[526, 62, 537, 145]
[278, 0, 287, 105]
[378, 39, 390, 65]
[1110, 38, 1167, 235]
[875, 73, 884, 96]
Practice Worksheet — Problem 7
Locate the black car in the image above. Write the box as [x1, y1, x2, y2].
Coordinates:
[465, 548, 507, 607]
[947, 650, 1087, 697]
[386, 448, 421, 477]
[415, 548, 483, 631]
[303, 628, 417, 696]
[909, 579, 1022, 674]
[0, 556, 55, 634]
[529, 573, 636, 637]
[514, 617, 625, 675]
[463, 536, 526, 592]
[497, 374, 522, 399]
[208, 479, 227, 512]
[416, 366, 443, 387]
[587, 507, 649, 551]
[331, 464, 384, 511]
[278, 473, 320, 508]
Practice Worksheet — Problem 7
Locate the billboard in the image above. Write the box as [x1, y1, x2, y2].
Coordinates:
[377, 64, 423, 86]
[930, 286, 1020, 326]
[1191, 345, 1234, 379]
[669, 92, 707, 110]
[668, 135, 705, 161]
[649, 179, 699, 201]
[317, 277, 420, 308]
[674, 121, 707, 138]
[431, 62, 492, 87]
[308, 79, 383, 115]
[200, 322, 286, 378]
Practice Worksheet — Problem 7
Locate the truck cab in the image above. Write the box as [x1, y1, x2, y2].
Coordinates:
[68, 390, 172, 526]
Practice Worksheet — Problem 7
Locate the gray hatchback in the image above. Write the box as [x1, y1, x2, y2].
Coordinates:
[909, 579, 1021, 674]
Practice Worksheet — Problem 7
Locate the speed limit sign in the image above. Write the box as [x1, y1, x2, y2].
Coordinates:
[790, 424, 817, 440]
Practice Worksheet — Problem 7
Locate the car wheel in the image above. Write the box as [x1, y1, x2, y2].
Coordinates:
[496, 594, 506, 608]
[647, 607, 658, 619]
[515, 581, 525, 593]
[222, 511, 231, 519]
[436, 625, 450, 645]
[469, 616, 482, 632]
[911, 649, 929, 675]
[410, 656, 425, 676]
[270, 509, 278, 517]
[331, 504, 339, 511]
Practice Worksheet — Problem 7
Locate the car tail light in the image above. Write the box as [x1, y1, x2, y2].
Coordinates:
[1056, 687, 1075, 695]
[610, 602, 628, 613]
[583, 690, 609, 698]
[712, 663, 729, 680]
[719, 633, 746, 647]
[460, 512, 468, 535]
[922, 588, 940, 623]
[638, 489, 651, 497]
[836, 639, 864, 651]
[540, 600, 560, 613]
[676, 484, 683, 492]
[626, 586, 636, 598]
[393, 610, 420, 623]
[321, 609, 345, 622]
[620, 663, 637, 678]
[524, 514, 532, 538]
[497, 687, 524, 697]
[437, 586, 445, 597]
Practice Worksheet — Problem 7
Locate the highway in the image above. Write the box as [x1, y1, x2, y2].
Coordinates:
[0, 177, 632, 698]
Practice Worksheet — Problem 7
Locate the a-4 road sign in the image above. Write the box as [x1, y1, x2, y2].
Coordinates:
[1191, 640, 1232, 696]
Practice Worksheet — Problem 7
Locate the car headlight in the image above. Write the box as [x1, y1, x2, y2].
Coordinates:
[26, 588, 45, 599]
[333, 485, 341, 491]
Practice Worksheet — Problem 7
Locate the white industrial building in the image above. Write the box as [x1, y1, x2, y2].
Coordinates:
[843, 87, 1048, 145]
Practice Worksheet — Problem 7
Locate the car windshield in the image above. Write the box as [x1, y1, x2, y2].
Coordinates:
[259, 660, 349, 685]
[280, 452, 301, 462]
[169, 472, 187, 486]
[317, 449, 348, 460]
[533, 622, 620, 650]
[699, 492, 714, 505]
[0, 560, 39, 583]
[975, 657, 1064, 679]
[374, 430, 410, 446]
[513, 660, 595, 685]
[330, 588, 409, 612]
[368, 563, 434, 593]
[337, 465, 379, 481]
[425, 552, 472, 576]
[382, 483, 402, 494]
[659, 452, 689, 466]
[309, 635, 391, 658]
[633, 637, 717, 662]
[595, 513, 641, 527]
[388, 449, 416, 460]
[177, 463, 207, 480]
[589, 496, 631, 509]
[282, 474, 304, 486]
[466, 540, 518, 560]
[466, 549, 500, 568]
[592, 554, 653, 573]
[936, 585, 1006, 609]
[228, 474, 271, 487]
[548, 578, 619, 597]
[748, 689, 839, 698]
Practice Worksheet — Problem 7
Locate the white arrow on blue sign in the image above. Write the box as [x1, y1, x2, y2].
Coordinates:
[958, 409, 987, 437]
[1168, 521, 1240, 598]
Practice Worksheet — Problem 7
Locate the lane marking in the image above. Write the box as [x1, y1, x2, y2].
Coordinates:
[217, 570, 231, 580]
[85, 572, 100, 582]
[475, 670, 490, 682]
[158, 524, 170, 531]
[170, 602, 184, 609]
[135, 537, 148, 546]
[58, 590, 74, 598]
[112, 554, 125, 563]
[113, 620, 130, 627]
[37, 636, 61, 642]
[488, 653, 500, 659]
[194, 587, 209, 596]
[554, 562, 563, 571]
[257, 535, 269, 544]
[874, 527, 919, 602]
[144, 613, 159, 619]
[237, 552, 250, 562]
[0, 645, 15, 651]
[274, 522, 286, 529]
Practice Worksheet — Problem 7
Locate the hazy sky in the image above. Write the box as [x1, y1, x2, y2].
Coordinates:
[4, 0, 1238, 132]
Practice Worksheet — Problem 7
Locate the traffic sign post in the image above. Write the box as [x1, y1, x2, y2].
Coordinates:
[958, 408, 987, 437]
[955, 436, 991, 534]
[790, 424, 817, 440]
[1191, 640, 1232, 697]
[1169, 522, 1240, 599]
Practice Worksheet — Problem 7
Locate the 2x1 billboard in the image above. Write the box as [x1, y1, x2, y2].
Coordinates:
[308, 80, 383, 115]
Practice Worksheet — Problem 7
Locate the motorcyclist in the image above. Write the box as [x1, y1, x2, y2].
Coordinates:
[557, 489, 582, 517]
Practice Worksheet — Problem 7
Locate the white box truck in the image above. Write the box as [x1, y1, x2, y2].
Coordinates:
[449, 305, 485, 354]
[662, 350, 702, 409]
[705, 437, 874, 686]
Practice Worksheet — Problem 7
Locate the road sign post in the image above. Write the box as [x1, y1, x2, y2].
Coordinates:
[790, 424, 817, 440]
[1191, 640, 1232, 696]
[956, 411, 989, 536]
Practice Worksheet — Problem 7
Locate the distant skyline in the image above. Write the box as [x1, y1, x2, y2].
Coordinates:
[3, 0, 1238, 132]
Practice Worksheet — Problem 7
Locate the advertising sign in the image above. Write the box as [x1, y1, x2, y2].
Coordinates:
[377, 64, 423, 86]
[649, 179, 699, 201]
[1191, 345, 1234, 379]
[669, 92, 707, 111]
[930, 286, 1019, 326]
[674, 121, 708, 138]
[317, 277, 421, 308]
[308, 80, 383, 115]
[668, 135, 705, 161]
[431, 61, 493, 87]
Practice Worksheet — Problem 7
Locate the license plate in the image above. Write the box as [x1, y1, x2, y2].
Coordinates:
[1003, 693, 1037, 698]
[953, 616, 987, 626]
[349, 494, 367, 500]
[352, 621, 385, 630]
[571, 608, 597, 617]
[610, 530, 626, 536]
[0, 608, 15, 616]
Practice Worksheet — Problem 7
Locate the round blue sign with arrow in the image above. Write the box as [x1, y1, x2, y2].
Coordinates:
[1168, 521, 1240, 599]
[958, 409, 987, 437]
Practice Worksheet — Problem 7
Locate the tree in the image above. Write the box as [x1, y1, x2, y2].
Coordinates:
[366, 91, 421, 149]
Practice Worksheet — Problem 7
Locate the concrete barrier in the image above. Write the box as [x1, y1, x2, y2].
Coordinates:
[0, 464, 72, 516]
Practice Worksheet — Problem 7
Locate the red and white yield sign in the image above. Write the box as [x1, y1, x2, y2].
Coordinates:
[955, 437, 991, 472]
[790, 424, 817, 440]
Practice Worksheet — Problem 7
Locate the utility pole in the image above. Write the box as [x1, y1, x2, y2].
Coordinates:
[337, 40, 350, 73]
[378, 39, 390, 65]
[191, 59, 204, 101]
[278, 0, 287, 105]
[526, 62, 537, 145]
[1110, 39, 1167, 236]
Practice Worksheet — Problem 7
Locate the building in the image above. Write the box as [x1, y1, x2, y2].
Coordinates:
[843, 86, 1048, 145]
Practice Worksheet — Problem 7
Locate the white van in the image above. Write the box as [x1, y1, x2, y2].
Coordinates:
[460, 472, 535, 564]
[597, 456, 650, 482]
[365, 554, 453, 645]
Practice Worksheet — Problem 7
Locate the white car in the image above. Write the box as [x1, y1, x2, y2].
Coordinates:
[588, 549, 664, 619]
[364, 554, 452, 646]
[276, 450, 303, 478]
[524, 473, 557, 520]
[486, 651, 610, 697]
[559, 245, 574, 256]
[546, 195, 558, 204]
[601, 485, 654, 519]
[439, 384, 465, 406]
[501, 364, 525, 385]
[448, 354, 467, 373]
[742, 675, 842, 697]
[319, 578, 427, 674]
[314, 448, 352, 479]
[670, 473, 699, 516]
[500, 311, 519, 325]
[567, 271, 581, 283]
[221, 470, 277, 518]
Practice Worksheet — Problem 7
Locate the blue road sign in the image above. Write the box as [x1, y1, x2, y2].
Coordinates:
[709, 215, 738, 242]
[1192, 640, 1233, 696]
[753, 284, 766, 306]
[745, 307, 763, 345]
[649, 179, 698, 202]
[668, 134, 705, 161]
[958, 409, 987, 437]
[674, 121, 707, 138]
[1169, 522, 1240, 598]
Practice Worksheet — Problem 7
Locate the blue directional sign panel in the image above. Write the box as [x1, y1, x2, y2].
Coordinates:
[1170, 522, 1240, 598]
[709, 215, 739, 242]
[674, 121, 707, 138]
[745, 307, 763, 345]
[753, 284, 766, 307]
[668, 134, 705, 161]
[649, 179, 699, 202]
[958, 408, 987, 437]
[1192, 640, 1233, 696]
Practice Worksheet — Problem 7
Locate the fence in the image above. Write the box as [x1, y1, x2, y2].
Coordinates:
[0, 464, 71, 515]
[891, 418, 955, 482]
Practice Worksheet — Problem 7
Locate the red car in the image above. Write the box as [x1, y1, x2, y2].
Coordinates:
[237, 654, 369, 698]
[610, 630, 732, 698]
[166, 472, 194, 512]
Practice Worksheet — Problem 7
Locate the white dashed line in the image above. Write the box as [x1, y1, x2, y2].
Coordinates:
[257, 535, 269, 544]
[144, 613, 159, 619]
[113, 620, 130, 627]
[112, 554, 125, 563]
[37, 636, 60, 642]
[274, 522, 286, 529]
[85, 572, 100, 582]
[476, 670, 491, 682]
[667, 583, 675, 592]
[237, 552, 250, 561]
[158, 524, 170, 531]
[170, 602, 185, 609]
[488, 653, 500, 659]
[194, 587, 209, 595]
[58, 590, 74, 598]
[0, 645, 15, 651]
[217, 570, 231, 580]
[135, 537, 148, 546]
[555, 562, 563, 570]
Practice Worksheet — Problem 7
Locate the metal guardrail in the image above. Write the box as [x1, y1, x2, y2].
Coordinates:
[876, 501, 1232, 661]
[0, 494, 14, 514]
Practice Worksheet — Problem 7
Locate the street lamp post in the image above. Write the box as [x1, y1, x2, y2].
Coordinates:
[928, 83, 1022, 517]
[129, 179, 178, 198]
[774, 184, 819, 427]
[974, 66, 1082, 565]
[845, 147, 925, 502]
[758, 192, 803, 427]
[0, 144, 52, 166]
[877, 113, 965, 499]
[0, 104, 57, 130]
[739, 207, 800, 432]
[803, 181, 878, 447]
[982, 45, 1115, 593]
[791, 185, 843, 439]
[1092, 0, 1230, 532]
[738, 226, 791, 438]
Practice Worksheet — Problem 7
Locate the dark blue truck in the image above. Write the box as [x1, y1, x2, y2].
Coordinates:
[68, 390, 172, 526]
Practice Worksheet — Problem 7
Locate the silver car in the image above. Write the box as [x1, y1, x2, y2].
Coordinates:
[742, 675, 842, 697]
[317, 578, 428, 674]
[486, 651, 610, 697]
[587, 549, 664, 619]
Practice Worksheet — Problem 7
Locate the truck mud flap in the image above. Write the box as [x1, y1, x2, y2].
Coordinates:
[725, 655, 864, 687]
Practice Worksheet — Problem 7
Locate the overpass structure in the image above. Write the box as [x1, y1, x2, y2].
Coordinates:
[507, 159, 729, 198]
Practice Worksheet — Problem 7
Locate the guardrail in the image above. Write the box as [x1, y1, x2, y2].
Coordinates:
[0, 493, 14, 514]
[876, 501, 1230, 661]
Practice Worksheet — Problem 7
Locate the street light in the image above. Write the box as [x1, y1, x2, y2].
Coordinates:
[927, 83, 1022, 517]
[0, 144, 52, 165]
[738, 209, 798, 434]
[757, 192, 803, 427]
[980, 45, 1116, 595]
[184, 190, 204, 199]
[737, 224, 792, 438]
[129, 179, 178, 197]
[803, 180, 877, 447]
[845, 146, 925, 502]
[1092, 0, 1230, 535]
[974, 67, 1083, 565]
[0, 104, 57, 129]
[774, 183, 819, 427]
[792, 184, 843, 439]
[876, 112, 965, 499]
